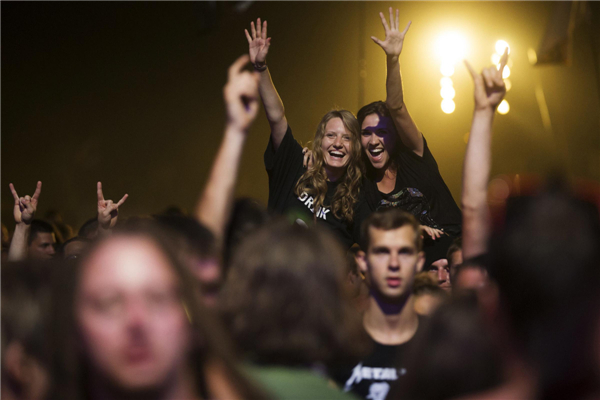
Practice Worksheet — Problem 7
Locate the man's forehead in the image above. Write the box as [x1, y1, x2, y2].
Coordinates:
[34, 232, 56, 243]
[368, 225, 417, 247]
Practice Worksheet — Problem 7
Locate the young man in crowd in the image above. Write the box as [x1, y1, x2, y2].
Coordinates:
[332, 208, 426, 400]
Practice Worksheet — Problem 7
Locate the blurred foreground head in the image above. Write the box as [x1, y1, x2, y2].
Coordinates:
[2, 261, 54, 400]
[48, 221, 264, 400]
[222, 219, 368, 368]
[397, 294, 503, 400]
[489, 182, 600, 399]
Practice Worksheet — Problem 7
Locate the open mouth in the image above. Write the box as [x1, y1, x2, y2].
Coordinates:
[369, 148, 384, 158]
[329, 150, 345, 159]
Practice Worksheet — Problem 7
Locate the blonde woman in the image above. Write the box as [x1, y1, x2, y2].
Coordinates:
[246, 18, 367, 248]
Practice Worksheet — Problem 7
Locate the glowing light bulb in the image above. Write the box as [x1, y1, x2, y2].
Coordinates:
[437, 32, 468, 63]
[495, 40, 510, 56]
[440, 62, 455, 77]
[497, 99, 509, 114]
[440, 86, 456, 100]
[440, 77, 453, 87]
[441, 99, 456, 114]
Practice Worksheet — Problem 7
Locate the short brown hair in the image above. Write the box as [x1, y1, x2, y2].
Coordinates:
[361, 208, 422, 251]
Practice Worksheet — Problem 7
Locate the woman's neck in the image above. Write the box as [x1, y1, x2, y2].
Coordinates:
[324, 166, 343, 182]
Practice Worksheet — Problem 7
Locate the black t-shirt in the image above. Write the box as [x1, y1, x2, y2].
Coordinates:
[365, 137, 462, 235]
[331, 317, 426, 400]
[264, 125, 367, 248]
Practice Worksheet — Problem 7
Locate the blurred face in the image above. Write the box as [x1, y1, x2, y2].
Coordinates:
[427, 259, 452, 292]
[454, 266, 488, 291]
[29, 232, 56, 260]
[188, 255, 221, 308]
[359, 226, 424, 302]
[321, 118, 352, 179]
[361, 113, 398, 171]
[76, 236, 191, 392]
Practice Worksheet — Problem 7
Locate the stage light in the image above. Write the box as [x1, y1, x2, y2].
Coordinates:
[440, 62, 454, 77]
[436, 32, 468, 63]
[440, 77, 453, 87]
[440, 86, 456, 100]
[505, 79, 512, 92]
[497, 99, 509, 114]
[441, 99, 455, 114]
[495, 40, 510, 56]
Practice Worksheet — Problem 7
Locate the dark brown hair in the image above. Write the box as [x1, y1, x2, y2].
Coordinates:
[360, 208, 422, 251]
[221, 219, 369, 367]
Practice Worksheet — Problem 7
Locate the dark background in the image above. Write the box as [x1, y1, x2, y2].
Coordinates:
[2, 2, 599, 231]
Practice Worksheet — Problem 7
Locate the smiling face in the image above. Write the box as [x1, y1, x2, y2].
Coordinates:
[320, 117, 352, 179]
[76, 236, 191, 392]
[358, 225, 424, 302]
[361, 113, 398, 171]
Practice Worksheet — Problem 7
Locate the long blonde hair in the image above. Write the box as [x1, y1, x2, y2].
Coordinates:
[295, 110, 364, 222]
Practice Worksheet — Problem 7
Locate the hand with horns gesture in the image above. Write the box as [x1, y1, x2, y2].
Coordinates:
[97, 182, 128, 231]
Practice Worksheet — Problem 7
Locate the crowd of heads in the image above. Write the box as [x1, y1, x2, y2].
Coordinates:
[3, 10, 600, 400]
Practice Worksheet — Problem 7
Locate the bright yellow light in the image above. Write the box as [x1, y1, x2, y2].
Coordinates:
[505, 79, 512, 92]
[440, 62, 455, 77]
[441, 99, 455, 114]
[436, 32, 468, 63]
[440, 86, 456, 100]
[497, 99, 509, 114]
[491, 53, 501, 64]
[440, 77, 453, 87]
[527, 48, 537, 65]
[495, 40, 510, 56]
[502, 65, 510, 79]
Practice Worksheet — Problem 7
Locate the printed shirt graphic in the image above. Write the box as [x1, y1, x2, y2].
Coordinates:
[264, 125, 366, 248]
[331, 318, 426, 400]
[333, 341, 407, 400]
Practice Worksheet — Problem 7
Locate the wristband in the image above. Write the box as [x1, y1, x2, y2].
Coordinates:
[253, 62, 267, 72]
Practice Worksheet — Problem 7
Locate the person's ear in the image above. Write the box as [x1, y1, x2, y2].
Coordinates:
[356, 250, 368, 276]
[416, 251, 425, 273]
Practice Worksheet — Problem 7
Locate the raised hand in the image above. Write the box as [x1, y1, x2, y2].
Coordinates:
[224, 55, 260, 132]
[97, 182, 128, 230]
[245, 18, 271, 65]
[9, 181, 41, 225]
[371, 7, 411, 58]
[465, 49, 509, 111]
